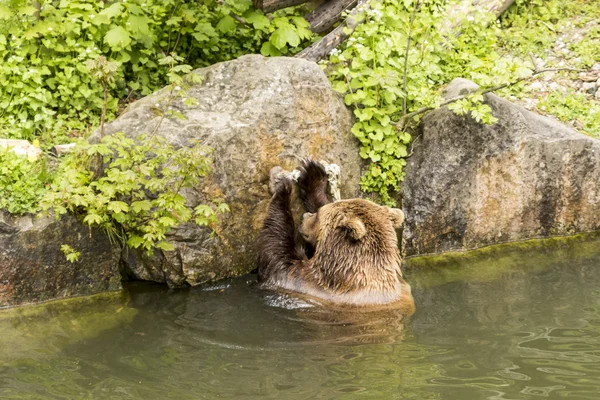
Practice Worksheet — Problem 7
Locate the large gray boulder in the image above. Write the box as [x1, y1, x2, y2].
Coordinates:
[403, 78, 600, 256]
[0, 212, 121, 307]
[99, 55, 360, 287]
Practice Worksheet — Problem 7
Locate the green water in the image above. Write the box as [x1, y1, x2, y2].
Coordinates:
[2, 235, 600, 399]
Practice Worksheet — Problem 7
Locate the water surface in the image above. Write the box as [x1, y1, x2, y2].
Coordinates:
[2, 234, 600, 399]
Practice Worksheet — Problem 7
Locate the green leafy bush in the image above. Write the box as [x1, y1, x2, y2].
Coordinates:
[498, 0, 562, 56]
[326, 0, 531, 204]
[500, 0, 600, 67]
[41, 132, 229, 254]
[0, 0, 313, 143]
[0, 148, 50, 214]
[538, 90, 600, 136]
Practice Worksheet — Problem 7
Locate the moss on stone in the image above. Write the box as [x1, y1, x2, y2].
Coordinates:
[405, 232, 600, 288]
[0, 291, 137, 361]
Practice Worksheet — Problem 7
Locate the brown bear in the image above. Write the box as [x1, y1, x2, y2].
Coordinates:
[257, 159, 414, 309]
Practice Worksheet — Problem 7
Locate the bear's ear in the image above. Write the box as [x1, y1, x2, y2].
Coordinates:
[387, 207, 405, 228]
[340, 216, 367, 241]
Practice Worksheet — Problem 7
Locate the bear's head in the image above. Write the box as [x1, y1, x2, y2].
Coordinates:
[298, 199, 405, 294]
[299, 199, 404, 246]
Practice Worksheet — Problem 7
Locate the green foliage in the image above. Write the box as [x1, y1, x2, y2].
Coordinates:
[260, 14, 313, 56]
[500, 0, 600, 67]
[1, 42, 229, 264]
[569, 26, 600, 68]
[326, 0, 532, 204]
[447, 94, 498, 125]
[0, 0, 313, 143]
[499, 0, 600, 137]
[498, 0, 562, 55]
[0, 147, 49, 214]
[41, 132, 229, 254]
[86, 56, 119, 87]
[538, 90, 600, 137]
[60, 244, 81, 263]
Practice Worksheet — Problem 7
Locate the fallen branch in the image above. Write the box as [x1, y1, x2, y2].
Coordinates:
[297, 0, 516, 62]
[297, 1, 373, 62]
[259, 0, 310, 13]
[395, 67, 585, 127]
[305, 0, 357, 34]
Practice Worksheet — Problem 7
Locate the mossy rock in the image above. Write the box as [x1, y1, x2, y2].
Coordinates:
[97, 55, 362, 287]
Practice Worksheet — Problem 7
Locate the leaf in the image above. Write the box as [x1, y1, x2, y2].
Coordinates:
[260, 42, 282, 57]
[100, 2, 123, 19]
[83, 213, 103, 226]
[60, 245, 81, 263]
[195, 22, 217, 37]
[216, 15, 237, 33]
[369, 151, 381, 162]
[158, 216, 177, 226]
[127, 235, 144, 248]
[107, 201, 129, 213]
[156, 241, 175, 251]
[0, 5, 13, 19]
[128, 15, 151, 36]
[373, 140, 385, 151]
[290, 16, 310, 29]
[104, 26, 132, 50]
[395, 144, 408, 158]
[91, 14, 111, 26]
[270, 24, 300, 49]
[67, 253, 79, 262]
[244, 11, 270, 30]
[332, 81, 347, 94]
[131, 200, 152, 213]
[229, 0, 252, 13]
[18, 6, 37, 16]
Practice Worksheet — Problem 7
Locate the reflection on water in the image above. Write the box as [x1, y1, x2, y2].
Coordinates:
[1, 234, 600, 399]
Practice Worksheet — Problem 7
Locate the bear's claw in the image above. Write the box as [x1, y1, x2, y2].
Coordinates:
[269, 166, 296, 195]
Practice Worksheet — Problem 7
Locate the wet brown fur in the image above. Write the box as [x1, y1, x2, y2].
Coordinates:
[257, 160, 415, 308]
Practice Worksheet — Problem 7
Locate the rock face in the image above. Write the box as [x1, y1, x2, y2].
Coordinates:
[99, 55, 360, 287]
[0, 212, 121, 308]
[403, 78, 600, 256]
